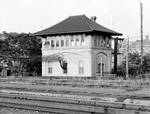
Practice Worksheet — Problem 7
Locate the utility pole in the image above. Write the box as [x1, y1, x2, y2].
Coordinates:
[113, 38, 118, 74]
[140, 0, 143, 69]
[112, 37, 124, 74]
[126, 37, 129, 79]
[100, 58, 103, 77]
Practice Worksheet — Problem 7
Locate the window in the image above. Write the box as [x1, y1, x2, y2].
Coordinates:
[97, 63, 104, 73]
[71, 37, 75, 46]
[102, 63, 104, 72]
[101, 39, 104, 47]
[65, 40, 69, 46]
[61, 40, 64, 47]
[44, 41, 50, 45]
[48, 62, 52, 74]
[48, 67, 52, 74]
[103, 36, 106, 47]
[94, 37, 97, 47]
[76, 38, 80, 46]
[79, 61, 84, 74]
[94, 35, 98, 47]
[99, 36, 103, 47]
[81, 35, 85, 46]
[51, 40, 54, 47]
[96, 37, 99, 47]
[106, 40, 110, 48]
[97, 37, 100, 47]
[56, 40, 59, 47]
[99, 38, 102, 47]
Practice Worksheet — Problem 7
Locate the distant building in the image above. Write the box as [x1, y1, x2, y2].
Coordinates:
[118, 35, 150, 64]
[35, 15, 121, 77]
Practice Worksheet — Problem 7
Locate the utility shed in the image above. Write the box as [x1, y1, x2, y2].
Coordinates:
[35, 15, 122, 77]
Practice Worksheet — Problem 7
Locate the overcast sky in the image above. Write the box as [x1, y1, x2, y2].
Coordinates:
[0, 0, 149, 40]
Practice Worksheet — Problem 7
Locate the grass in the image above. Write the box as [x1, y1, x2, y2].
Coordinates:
[1, 76, 150, 90]
[1, 76, 150, 99]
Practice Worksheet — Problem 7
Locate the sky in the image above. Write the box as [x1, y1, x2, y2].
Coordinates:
[0, 0, 150, 40]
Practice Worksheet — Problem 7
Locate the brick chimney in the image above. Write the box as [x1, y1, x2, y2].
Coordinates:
[90, 16, 97, 22]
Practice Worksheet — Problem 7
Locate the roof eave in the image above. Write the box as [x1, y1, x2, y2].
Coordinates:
[34, 30, 122, 37]
[33, 30, 94, 37]
[92, 30, 122, 36]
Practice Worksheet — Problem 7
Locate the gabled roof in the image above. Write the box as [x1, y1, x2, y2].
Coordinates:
[34, 15, 122, 36]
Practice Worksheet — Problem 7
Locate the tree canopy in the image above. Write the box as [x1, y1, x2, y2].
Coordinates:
[116, 52, 150, 78]
[0, 32, 42, 76]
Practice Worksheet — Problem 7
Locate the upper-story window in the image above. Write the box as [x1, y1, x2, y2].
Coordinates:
[44, 41, 50, 46]
[106, 37, 111, 48]
[51, 40, 54, 47]
[94, 35, 99, 47]
[99, 36, 103, 47]
[65, 39, 69, 47]
[81, 35, 85, 46]
[98, 36, 101, 47]
[56, 40, 59, 47]
[96, 36, 99, 46]
[94, 37, 97, 47]
[94, 35, 108, 48]
[71, 37, 75, 47]
[101, 37, 105, 47]
[76, 37, 80, 46]
[61, 40, 64, 47]
[103, 37, 106, 47]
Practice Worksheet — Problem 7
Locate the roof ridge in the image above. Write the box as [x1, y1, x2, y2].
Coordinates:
[83, 15, 93, 31]
[69, 14, 85, 18]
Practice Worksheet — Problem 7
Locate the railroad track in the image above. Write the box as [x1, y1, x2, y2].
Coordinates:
[0, 90, 150, 114]
[0, 92, 108, 114]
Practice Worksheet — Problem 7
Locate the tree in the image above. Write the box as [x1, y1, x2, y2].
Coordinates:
[142, 54, 150, 73]
[116, 52, 150, 78]
[0, 32, 41, 76]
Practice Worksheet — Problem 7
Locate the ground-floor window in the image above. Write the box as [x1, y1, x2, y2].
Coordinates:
[97, 63, 104, 73]
[48, 67, 52, 74]
[79, 61, 84, 74]
[48, 62, 52, 74]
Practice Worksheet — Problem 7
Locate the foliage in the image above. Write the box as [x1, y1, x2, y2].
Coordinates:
[117, 52, 150, 78]
[0, 32, 41, 76]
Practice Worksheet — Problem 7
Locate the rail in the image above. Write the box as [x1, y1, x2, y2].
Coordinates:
[0, 90, 150, 114]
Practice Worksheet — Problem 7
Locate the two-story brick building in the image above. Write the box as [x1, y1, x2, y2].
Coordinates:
[35, 15, 122, 77]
